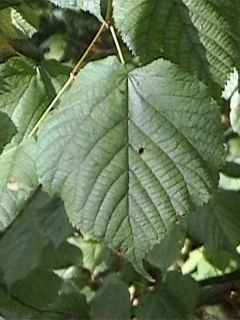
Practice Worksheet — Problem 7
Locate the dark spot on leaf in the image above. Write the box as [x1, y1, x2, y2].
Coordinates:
[138, 147, 144, 155]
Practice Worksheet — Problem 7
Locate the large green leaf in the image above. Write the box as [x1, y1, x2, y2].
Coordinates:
[0, 138, 38, 232]
[0, 189, 72, 285]
[37, 57, 224, 273]
[48, 0, 103, 22]
[113, 0, 238, 89]
[136, 272, 200, 320]
[0, 111, 17, 153]
[0, 57, 69, 143]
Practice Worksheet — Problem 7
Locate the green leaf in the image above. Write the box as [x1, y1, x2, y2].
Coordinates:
[37, 57, 224, 273]
[0, 138, 38, 232]
[48, 0, 103, 22]
[0, 57, 69, 143]
[0, 1, 21, 10]
[147, 225, 186, 271]
[0, 284, 65, 320]
[90, 274, 131, 320]
[136, 272, 200, 320]
[0, 189, 72, 285]
[187, 189, 240, 252]
[12, 269, 62, 310]
[0, 111, 17, 153]
[221, 162, 240, 178]
[113, 0, 238, 88]
[40, 241, 82, 270]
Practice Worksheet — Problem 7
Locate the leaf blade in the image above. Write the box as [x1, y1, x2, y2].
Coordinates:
[37, 57, 224, 272]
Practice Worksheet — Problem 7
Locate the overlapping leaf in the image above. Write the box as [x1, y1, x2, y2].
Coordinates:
[91, 274, 131, 319]
[0, 138, 38, 232]
[48, 0, 103, 22]
[113, 0, 238, 89]
[37, 56, 224, 273]
[0, 189, 72, 285]
[0, 111, 16, 153]
[0, 57, 69, 143]
[188, 189, 240, 252]
[136, 272, 200, 320]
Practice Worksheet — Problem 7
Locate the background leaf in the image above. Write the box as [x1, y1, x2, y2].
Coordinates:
[0, 189, 73, 285]
[187, 189, 240, 252]
[136, 271, 200, 320]
[0, 138, 38, 232]
[113, 0, 239, 92]
[90, 274, 131, 320]
[0, 111, 16, 153]
[0, 57, 69, 143]
[48, 0, 103, 22]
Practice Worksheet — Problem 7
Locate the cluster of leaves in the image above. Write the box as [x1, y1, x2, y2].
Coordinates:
[1, 0, 240, 319]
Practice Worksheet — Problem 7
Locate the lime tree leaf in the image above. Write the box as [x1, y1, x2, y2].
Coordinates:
[187, 189, 240, 252]
[0, 138, 38, 232]
[37, 57, 224, 273]
[0, 57, 69, 143]
[137, 272, 200, 320]
[48, 0, 103, 22]
[90, 274, 131, 320]
[113, 0, 238, 88]
[0, 111, 17, 153]
[0, 189, 72, 285]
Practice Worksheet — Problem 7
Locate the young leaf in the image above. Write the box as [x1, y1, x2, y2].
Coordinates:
[0, 57, 69, 143]
[37, 57, 224, 274]
[0, 138, 38, 232]
[113, 0, 238, 87]
[48, 0, 103, 22]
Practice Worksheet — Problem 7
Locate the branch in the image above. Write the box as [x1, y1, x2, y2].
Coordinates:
[29, 21, 107, 138]
[198, 269, 240, 306]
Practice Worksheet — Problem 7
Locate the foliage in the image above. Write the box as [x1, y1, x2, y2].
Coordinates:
[0, 0, 240, 319]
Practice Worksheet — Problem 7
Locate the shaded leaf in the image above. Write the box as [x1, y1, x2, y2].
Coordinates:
[147, 224, 186, 271]
[12, 269, 62, 310]
[0, 138, 38, 232]
[90, 274, 131, 320]
[0, 57, 69, 143]
[187, 189, 240, 252]
[0, 189, 72, 285]
[136, 272, 200, 320]
[0, 111, 17, 153]
[0, 283, 65, 320]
